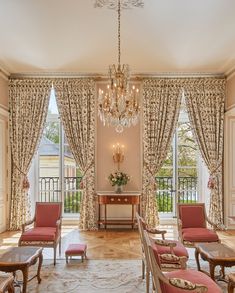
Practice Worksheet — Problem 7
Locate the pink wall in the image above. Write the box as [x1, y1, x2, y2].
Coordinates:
[96, 83, 142, 192]
[0, 75, 8, 109]
[226, 74, 235, 110]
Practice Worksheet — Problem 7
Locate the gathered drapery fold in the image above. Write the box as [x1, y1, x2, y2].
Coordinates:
[184, 78, 226, 224]
[54, 78, 96, 230]
[9, 78, 51, 230]
[142, 78, 183, 228]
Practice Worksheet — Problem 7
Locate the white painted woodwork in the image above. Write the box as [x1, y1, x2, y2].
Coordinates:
[224, 107, 235, 228]
[0, 117, 8, 232]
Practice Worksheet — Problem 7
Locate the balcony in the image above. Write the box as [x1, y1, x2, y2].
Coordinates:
[39, 176, 82, 214]
[39, 176, 198, 215]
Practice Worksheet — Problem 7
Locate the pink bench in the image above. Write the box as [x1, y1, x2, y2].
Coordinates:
[65, 244, 87, 263]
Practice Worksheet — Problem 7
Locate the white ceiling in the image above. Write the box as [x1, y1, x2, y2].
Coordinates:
[0, 0, 235, 76]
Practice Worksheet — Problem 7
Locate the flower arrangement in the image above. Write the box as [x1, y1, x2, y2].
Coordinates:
[108, 171, 130, 186]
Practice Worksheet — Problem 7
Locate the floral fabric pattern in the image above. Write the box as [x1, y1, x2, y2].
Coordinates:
[54, 79, 96, 230]
[184, 78, 226, 224]
[9, 78, 51, 230]
[142, 79, 182, 228]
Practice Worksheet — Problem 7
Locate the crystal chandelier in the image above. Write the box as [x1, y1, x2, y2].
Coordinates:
[97, 0, 141, 133]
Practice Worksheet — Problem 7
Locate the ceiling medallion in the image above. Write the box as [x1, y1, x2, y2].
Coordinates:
[97, 0, 142, 133]
[94, 0, 144, 9]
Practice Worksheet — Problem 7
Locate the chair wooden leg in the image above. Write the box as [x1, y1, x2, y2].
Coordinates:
[142, 260, 145, 279]
[54, 246, 57, 266]
[146, 268, 150, 293]
[59, 239, 61, 256]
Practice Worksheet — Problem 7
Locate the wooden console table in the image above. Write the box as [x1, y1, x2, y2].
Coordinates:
[97, 192, 141, 229]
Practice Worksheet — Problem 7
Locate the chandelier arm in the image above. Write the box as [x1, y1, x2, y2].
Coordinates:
[118, 0, 121, 67]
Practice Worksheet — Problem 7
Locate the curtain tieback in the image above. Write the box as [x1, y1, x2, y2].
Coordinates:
[207, 163, 222, 190]
[79, 159, 94, 189]
[13, 162, 30, 191]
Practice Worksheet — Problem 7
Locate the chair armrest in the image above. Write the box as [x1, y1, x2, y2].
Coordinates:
[154, 239, 177, 254]
[169, 278, 208, 292]
[160, 254, 187, 269]
[56, 219, 62, 234]
[206, 216, 226, 231]
[147, 228, 167, 240]
[177, 219, 183, 242]
[22, 217, 35, 232]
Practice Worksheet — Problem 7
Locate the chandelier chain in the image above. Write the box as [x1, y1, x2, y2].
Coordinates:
[118, 0, 121, 67]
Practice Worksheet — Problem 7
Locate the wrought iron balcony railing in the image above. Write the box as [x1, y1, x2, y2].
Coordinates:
[39, 176, 198, 214]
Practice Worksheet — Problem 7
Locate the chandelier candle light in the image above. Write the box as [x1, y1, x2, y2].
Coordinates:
[112, 143, 124, 170]
[97, 0, 141, 133]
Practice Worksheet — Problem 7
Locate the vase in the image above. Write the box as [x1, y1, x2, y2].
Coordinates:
[115, 185, 123, 194]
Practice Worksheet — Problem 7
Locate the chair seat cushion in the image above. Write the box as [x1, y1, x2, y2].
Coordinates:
[155, 240, 189, 258]
[162, 269, 222, 293]
[20, 227, 57, 242]
[182, 228, 219, 242]
[65, 244, 87, 256]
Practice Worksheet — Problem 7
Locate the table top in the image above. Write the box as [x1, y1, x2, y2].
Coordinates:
[0, 247, 43, 266]
[195, 242, 235, 261]
[97, 192, 141, 196]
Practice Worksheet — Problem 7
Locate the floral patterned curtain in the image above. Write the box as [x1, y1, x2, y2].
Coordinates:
[184, 78, 226, 224]
[142, 79, 183, 228]
[54, 79, 96, 230]
[9, 78, 51, 230]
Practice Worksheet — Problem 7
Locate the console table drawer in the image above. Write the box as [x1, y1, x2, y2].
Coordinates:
[99, 195, 139, 205]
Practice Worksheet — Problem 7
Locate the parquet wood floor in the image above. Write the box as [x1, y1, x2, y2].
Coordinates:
[0, 225, 234, 259]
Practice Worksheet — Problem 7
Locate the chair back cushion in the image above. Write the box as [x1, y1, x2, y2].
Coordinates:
[179, 204, 206, 229]
[35, 203, 61, 227]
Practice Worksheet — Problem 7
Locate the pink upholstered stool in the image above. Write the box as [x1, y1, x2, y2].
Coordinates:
[65, 244, 87, 263]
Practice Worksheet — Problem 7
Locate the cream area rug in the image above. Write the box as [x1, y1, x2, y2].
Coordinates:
[18, 259, 145, 293]
[14, 258, 230, 293]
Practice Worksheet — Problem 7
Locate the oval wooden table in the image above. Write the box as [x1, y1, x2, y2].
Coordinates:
[0, 247, 43, 293]
[195, 242, 235, 281]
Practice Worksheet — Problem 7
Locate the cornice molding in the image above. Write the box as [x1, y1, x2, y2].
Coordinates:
[10, 71, 225, 79]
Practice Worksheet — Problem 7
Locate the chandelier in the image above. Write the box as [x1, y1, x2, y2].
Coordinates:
[97, 0, 142, 133]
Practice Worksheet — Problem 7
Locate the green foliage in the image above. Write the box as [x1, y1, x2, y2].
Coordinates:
[64, 191, 82, 213]
[43, 122, 59, 144]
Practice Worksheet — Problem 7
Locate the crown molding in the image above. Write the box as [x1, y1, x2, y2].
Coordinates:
[10, 71, 225, 79]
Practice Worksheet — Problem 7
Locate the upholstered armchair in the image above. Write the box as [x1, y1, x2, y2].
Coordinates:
[177, 203, 221, 247]
[136, 213, 188, 293]
[144, 230, 222, 293]
[19, 202, 62, 265]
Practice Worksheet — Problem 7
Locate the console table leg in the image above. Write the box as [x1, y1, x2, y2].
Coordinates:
[132, 204, 134, 229]
[105, 204, 107, 229]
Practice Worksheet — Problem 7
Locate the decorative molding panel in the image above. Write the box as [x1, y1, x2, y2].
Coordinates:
[224, 108, 235, 228]
[0, 118, 7, 232]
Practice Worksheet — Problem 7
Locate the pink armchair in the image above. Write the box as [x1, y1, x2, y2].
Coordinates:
[177, 203, 221, 247]
[144, 230, 222, 293]
[18, 202, 62, 265]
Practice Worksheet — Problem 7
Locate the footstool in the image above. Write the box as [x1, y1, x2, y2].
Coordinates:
[65, 244, 87, 263]
[228, 273, 235, 293]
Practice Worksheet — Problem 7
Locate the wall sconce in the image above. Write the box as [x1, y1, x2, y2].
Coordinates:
[112, 143, 124, 170]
